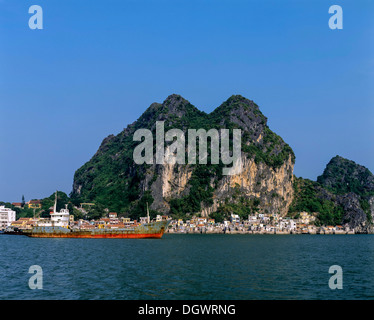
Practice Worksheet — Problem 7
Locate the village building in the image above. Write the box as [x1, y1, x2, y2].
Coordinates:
[109, 212, 117, 219]
[11, 202, 23, 208]
[27, 200, 42, 209]
[0, 206, 16, 229]
[230, 214, 240, 224]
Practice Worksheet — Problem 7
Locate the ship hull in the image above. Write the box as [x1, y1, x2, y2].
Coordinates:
[23, 220, 170, 239]
[26, 232, 164, 239]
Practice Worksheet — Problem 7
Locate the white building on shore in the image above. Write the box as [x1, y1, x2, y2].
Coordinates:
[0, 206, 16, 229]
[230, 214, 240, 224]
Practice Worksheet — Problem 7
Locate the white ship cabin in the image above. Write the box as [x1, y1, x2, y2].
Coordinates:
[37, 192, 70, 228]
[140, 217, 148, 224]
[50, 206, 70, 227]
[38, 205, 70, 228]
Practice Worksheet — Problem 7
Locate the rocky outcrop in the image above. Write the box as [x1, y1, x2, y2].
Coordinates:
[317, 156, 374, 232]
[146, 152, 294, 217]
[211, 154, 294, 216]
[337, 193, 368, 231]
[317, 155, 374, 195]
[71, 94, 295, 219]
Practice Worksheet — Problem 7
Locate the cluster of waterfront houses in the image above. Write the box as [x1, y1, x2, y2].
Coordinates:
[1, 204, 355, 234]
[166, 212, 354, 234]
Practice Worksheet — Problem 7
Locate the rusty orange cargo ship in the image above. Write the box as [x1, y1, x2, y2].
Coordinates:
[21, 193, 170, 239]
[22, 220, 170, 239]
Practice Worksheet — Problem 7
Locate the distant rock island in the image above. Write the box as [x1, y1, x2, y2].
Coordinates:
[70, 94, 374, 233]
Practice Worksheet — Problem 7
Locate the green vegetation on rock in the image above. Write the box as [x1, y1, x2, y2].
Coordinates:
[288, 177, 344, 226]
[290, 156, 374, 229]
[71, 94, 295, 220]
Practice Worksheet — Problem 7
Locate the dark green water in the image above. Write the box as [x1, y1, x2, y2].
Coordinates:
[1, 234, 373, 300]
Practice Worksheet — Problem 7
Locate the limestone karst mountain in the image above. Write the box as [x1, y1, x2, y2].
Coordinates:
[71, 94, 295, 221]
[70, 94, 373, 231]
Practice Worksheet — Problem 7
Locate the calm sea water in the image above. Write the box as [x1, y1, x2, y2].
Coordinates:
[0, 234, 373, 300]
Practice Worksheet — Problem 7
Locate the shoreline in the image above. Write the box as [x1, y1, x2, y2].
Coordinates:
[166, 230, 365, 235]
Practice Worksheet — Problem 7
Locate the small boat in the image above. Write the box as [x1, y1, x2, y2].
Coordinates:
[2, 226, 24, 235]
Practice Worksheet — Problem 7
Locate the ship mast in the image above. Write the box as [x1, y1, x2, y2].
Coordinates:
[147, 202, 150, 224]
[53, 191, 57, 214]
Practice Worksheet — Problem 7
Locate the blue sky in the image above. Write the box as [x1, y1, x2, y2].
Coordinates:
[0, 0, 373, 202]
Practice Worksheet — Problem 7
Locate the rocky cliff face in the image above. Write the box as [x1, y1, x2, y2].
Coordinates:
[71, 94, 295, 219]
[147, 152, 294, 217]
[317, 156, 374, 232]
[290, 156, 374, 232]
[207, 154, 294, 217]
